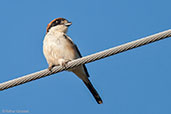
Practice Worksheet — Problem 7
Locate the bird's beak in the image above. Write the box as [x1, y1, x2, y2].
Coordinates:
[65, 22, 72, 27]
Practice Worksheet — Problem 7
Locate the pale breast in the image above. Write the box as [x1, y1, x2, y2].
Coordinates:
[43, 32, 77, 65]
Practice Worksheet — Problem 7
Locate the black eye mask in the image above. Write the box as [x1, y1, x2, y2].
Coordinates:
[50, 20, 60, 28]
[46, 18, 68, 33]
[49, 19, 66, 29]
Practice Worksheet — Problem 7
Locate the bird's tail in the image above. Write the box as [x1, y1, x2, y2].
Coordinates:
[83, 79, 103, 104]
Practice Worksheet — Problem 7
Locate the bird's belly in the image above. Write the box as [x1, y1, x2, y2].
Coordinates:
[43, 38, 76, 65]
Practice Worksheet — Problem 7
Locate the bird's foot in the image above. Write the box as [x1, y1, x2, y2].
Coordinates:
[48, 65, 55, 71]
[59, 59, 71, 68]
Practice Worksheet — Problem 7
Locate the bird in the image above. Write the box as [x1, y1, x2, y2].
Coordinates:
[43, 18, 102, 104]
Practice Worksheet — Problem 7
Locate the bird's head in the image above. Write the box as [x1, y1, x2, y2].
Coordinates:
[46, 18, 72, 33]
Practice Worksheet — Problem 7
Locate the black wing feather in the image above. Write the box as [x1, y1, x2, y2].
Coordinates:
[74, 44, 90, 77]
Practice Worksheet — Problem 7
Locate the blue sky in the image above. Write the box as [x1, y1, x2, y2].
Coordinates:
[0, 0, 171, 114]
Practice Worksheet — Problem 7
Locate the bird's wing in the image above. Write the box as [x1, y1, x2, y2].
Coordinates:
[73, 44, 90, 77]
[64, 34, 90, 77]
[63, 34, 103, 104]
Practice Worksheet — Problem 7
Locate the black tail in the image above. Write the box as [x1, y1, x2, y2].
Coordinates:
[83, 79, 103, 104]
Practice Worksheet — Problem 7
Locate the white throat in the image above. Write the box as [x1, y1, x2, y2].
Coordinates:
[49, 25, 68, 33]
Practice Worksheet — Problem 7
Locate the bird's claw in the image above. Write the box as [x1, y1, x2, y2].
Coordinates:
[48, 65, 55, 71]
[59, 59, 71, 68]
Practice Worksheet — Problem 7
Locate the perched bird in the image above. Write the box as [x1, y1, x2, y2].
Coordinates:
[43, 18, 102, 104]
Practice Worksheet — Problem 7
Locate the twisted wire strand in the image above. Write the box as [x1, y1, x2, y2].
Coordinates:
[0, 29, 171, 91]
